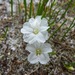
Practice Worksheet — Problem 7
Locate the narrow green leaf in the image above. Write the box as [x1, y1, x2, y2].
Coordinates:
[49, 19, 67, 39]
[63, 62, 75, 71]
[29, 0, 33, 18]
[10, 0, 13, 16]
[57, 0, 72, 22]
[48, 51, 56, 55]
[37, 0, 48, 15]
[36, 0, 41, 15]
[23, 0, 27, 21]
[50, 0, 56, 8]
[18, 0, 21, 14]
[62, 18, 75, 39]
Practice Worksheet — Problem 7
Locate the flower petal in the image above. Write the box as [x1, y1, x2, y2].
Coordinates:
[42, 31, 49, 40]
[28, 33, 37, 44]
[29, 18, 35, 25]
[42, 43, 52, 53]
[28, 53, 39, 64]
[40, 26, 49, 32]
[41, 18, 48, 26]
[21, 28, 32, 34]
[39, 53, 50, 64]
[33, 42, 41, 49]
[23, 22, 30, 27]
[35, 16, 41, 25]
[26, 44, 36, 53]
[29, 16, 41, 29]
[23, 33, 35, 43]
[29, 18, 39, 28]
[21, 22, 33, 34]
[29, 38, 36, 44]
[36, 32, 46, 43]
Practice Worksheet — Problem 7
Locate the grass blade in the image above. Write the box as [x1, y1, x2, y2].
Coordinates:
[36, 0, 41, 15]
[23, 0, 27, 21]
[37, 0, 48, 15]
[10, 0, 13, 16]
[57, 0, 72, 22]
[18, 0, 21, 14]
[29, 0, 33, 18]
[49, 19, 67, 40]
[62, 18, 75, 39]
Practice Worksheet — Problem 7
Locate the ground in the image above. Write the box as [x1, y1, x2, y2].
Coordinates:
[0, 0, 75, 75]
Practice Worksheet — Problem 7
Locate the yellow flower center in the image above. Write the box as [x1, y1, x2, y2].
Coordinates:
[33, 28, 39, 34]
[36, 49, 42, 56]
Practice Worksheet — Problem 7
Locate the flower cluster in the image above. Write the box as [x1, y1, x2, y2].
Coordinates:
[21, 16, 52, 64]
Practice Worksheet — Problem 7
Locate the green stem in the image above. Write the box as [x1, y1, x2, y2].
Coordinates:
[23, 0, 27, 21]
[48, 19, 67, 40]
[11, 0, 13, 16]
[29, 0, 33, 18]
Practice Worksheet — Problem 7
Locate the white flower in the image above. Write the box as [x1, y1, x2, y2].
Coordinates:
[21, 16, 49, 44]
[26, 43, 52, 64]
